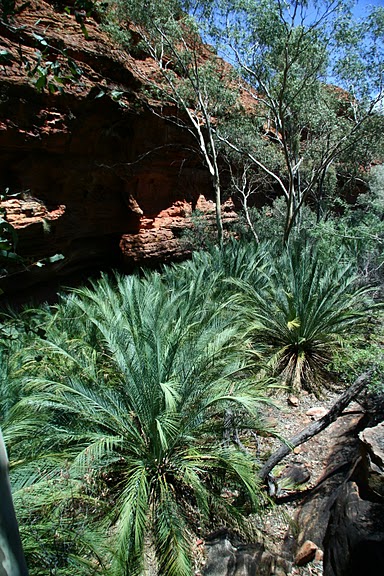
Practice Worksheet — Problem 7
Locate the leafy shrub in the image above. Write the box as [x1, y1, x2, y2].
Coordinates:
[163, 237, 270, 300]
[329, 312, 384, 393]
[234, 180, 384, 293]
[181, 209, 233, 252]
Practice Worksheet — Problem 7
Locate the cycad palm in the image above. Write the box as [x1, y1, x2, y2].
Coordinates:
[231, 241, 374, 395]
[162, 239, 270, 303]
[6, 272, 270, 576]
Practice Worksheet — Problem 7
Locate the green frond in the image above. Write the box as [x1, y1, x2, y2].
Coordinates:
[4, 267, 271, 574]
[231, 239, 375, 393]
[72, 434, 125, 471]
[153, 479, 192, 576]
[160, 380, 182, 412]
[113, 464, 150, 575]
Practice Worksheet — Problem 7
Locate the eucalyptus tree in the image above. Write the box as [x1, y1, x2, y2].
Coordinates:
[104, 0, 239, 246]
[5, 272, 273, 576]
[205, 0, 384, 242]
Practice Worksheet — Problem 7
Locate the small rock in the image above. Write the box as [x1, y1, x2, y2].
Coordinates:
[265, 417, 279, 428]
[295, 540, 318, 566]
[279, 463, 311, 486]
[306, 406, 328, 420]
[293, 446, 302, 454]
[288, 395, 299, 407]
[315, 548, 324, 562]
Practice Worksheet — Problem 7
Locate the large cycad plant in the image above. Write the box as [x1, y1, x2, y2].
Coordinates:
[6, 273, 270, 576]
[162, 239, 271, 307]
[231, 241, 374, 395]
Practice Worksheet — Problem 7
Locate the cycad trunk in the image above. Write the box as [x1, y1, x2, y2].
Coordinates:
[0, 429, 29, 576]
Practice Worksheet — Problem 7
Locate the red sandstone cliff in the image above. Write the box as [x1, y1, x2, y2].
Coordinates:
[0, 0, 236, 298]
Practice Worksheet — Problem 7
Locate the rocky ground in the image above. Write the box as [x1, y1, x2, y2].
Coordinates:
[201, 384, 384, 576]
[256, 389, 356, 576]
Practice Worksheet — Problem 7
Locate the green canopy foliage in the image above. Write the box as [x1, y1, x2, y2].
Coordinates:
[101, 0, 384, 243]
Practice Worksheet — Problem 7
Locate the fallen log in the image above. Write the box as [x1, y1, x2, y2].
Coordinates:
[259, 373, 370, 484]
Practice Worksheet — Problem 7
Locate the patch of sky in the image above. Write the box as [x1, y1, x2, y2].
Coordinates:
[188, 1, 383, 110]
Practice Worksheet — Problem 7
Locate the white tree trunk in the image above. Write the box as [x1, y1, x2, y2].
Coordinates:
[0, 429, 29, 576]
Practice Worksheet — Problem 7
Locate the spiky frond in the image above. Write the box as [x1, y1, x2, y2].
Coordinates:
[5, 271, 271, 575]
[231, 240, 375, 394]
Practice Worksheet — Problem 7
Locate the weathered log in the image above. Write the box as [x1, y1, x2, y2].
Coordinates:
[0, 428, 29, 576]
[259, 373, 371, 483]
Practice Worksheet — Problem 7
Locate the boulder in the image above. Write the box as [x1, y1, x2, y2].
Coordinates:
[358, 421, 384, 499]
[278, 463, 311, 488]
[359, 422, 384, 469]
[295, 540, 318, 566]
[323, 481, 384, 576]
[203, 533, 291, 576]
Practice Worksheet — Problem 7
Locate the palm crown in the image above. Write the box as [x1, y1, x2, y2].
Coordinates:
[230, 241, 374, 394]
[6, 272, 271, 575]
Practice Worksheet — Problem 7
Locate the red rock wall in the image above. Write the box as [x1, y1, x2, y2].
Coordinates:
[0, 0, 225, 298]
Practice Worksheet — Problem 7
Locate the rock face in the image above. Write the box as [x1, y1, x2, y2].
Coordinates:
[294, 407, 367, 551]
[0, 0, 233, 298]
[323, 481, 384, 576]
[203, 532, 292, 576]
[294, 401, 384, 576]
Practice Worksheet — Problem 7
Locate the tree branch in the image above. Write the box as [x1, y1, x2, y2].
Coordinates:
[215, 132, 290, 200]
[258, 372, 371, 483]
